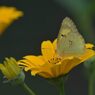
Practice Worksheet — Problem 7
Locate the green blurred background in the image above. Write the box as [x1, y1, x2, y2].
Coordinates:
[0, 0, 95, 95]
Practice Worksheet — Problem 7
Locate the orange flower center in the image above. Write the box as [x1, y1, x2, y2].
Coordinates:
[47, 56, 62, 64]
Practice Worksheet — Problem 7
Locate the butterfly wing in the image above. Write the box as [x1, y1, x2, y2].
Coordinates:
[57, 17, 85, 56]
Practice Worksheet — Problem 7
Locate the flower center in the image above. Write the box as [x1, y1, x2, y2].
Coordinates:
[48, 57, 61, 64]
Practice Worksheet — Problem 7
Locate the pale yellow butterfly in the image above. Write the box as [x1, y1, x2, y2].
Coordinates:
[57, 17, 86, 57]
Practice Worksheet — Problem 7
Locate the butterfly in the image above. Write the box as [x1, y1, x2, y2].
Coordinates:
[57, 17, 86, 57]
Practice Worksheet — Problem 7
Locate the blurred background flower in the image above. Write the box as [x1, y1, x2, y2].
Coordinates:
[0, 6, 23, 35]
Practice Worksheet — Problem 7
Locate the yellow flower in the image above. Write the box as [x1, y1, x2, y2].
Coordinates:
[0, 57, 21, 80]
[0, 6, 23, 34]
[19, 39, 95, 78]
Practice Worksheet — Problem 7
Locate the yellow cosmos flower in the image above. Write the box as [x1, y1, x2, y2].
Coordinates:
[0, 6, 23, 34]
[19, 39, 95, 78]
[0, 57, 21, 80]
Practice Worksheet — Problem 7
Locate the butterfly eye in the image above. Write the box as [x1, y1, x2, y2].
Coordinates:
[61, 34, 66, 38]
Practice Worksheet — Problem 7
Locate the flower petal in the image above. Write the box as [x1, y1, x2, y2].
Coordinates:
[0, 64, 11, 79]
[49, 57, 81, 78]
[53, 38, 57, 50]
[31, 70, 40, 76]
[21, 55, 45, 68]
[85, 43, 94, 49]
[41, 40, 55, 61]
[79, 49, 95, 62]
[62, 58, 81, 74]
[38, 71, 54, 78]
[31, 62, 55, 78]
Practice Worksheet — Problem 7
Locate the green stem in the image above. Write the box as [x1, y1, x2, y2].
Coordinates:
[19, 83, 36, 95]
[59, 80, 65, 95]
[57, 77, 65, 95]
[48, 77, 65, 95]
[89, 74, 94, 95]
